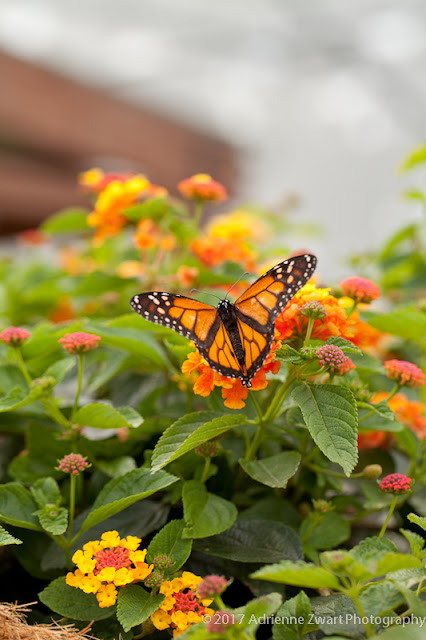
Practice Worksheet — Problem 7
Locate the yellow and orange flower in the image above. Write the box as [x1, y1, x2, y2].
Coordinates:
[87, 174, 151, 245]
[150, 571, 214, 637]
[133, 218, 176, 253]
[177, 174, 227, 202]
[66, 531, 153, 608]
[181, 340, 281, 409]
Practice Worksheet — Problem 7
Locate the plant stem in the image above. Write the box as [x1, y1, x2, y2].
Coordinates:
[43, 399, 70, 429]
[200, 457, 211, 483]
[71, 354, 84, 421]
[349, 589, 374, 637]
[194, 201, 204, 228]
[346, 301, 358, 319]
[14, 347, 32, 385]
[303, 317, 315, 347]
[306, 463, 346, 478]
[378, 494, 398, 538]
[67, 473, 77, 544]
[386, 383, 401, 403]
[249, 391, 263, 422]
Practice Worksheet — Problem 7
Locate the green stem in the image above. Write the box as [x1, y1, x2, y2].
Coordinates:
[249, 391, 263, 422]
[72, 354, 84, 421]
[215, 595, 226, 610]
[194, 201, 204, 228]
[386, 383, 401, 403]
[14, 347, 32, 385]
[346, 301, 358, 319]
[349, 589, 374, 637]
[303, 317, 315, 347]
[67, 473, 77, 544]
[43, 399, 70, 429]
[378, 494, 398, 538]
[200, 457, 211, 484]
[307, 463, 346, 479]
[246, 373, 296, 460]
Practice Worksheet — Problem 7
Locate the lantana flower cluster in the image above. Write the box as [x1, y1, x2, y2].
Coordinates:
[66, 531, 153, 607]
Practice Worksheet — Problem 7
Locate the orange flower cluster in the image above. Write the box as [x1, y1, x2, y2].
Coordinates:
[190, 211, 260, 270]
[133, 218, 176, 253]
[358, 391, 426, 450]
[181, 341, 281, 409]
[177, 173, 227, 202]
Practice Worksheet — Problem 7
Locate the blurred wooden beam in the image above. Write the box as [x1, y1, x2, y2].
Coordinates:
[0, 52, 237, 232]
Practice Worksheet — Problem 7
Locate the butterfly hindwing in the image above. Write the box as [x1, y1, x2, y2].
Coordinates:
[235, 254, 317, 328]
[236, 318, 274, 383]
[197, 323, 242, 380]
[130, 293, 219, 344]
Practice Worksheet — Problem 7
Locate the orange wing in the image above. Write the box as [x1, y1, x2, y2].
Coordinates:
[130, 292, 219, 343]
[235, 254, 317, 329]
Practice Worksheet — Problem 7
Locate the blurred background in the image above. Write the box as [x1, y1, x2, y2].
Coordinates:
[1, 0, 426, 278]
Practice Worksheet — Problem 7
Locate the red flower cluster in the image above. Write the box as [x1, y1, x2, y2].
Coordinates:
[379, 473, 412, 494]
[0, 326, 31, 347]
[58, 332, 101, 355]
[178, 174, 228, 202]
[340, 276, 381, 303]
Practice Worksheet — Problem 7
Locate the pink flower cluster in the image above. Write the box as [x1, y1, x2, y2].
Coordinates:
[58, 332, 101, 354]
[379, 473, 412, 494]
[0, 326, 31, 347]
[316, 345, 354, 374]
[385, 359, 425, 389]
[197, 575, 227, 599]
[340, 276, 381, 303]
[57, 453, 90, 475]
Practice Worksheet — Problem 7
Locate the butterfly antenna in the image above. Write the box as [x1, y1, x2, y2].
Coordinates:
[190, 288, 222, 301]
[225, 272, 250, 299]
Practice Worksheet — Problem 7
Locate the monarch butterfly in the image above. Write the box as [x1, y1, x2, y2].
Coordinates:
[130, 254, 317, 388]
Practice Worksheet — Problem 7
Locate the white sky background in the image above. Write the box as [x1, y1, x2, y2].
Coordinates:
[1, 0, 426, 279]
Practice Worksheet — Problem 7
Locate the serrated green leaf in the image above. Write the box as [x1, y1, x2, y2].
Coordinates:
[35, 505, 68, 535]
[80, 468, 178, 533]
[0, 482, 42, 531]
[74, 403, 141, 430]
[358, 400, 395, 421]
[408, 513, 426, 532]
[275, 345, 305, 364]
[151, 412, 246, 472]
[31, 477, 61, 508]
[252, 560, 340, 590]
[360, 581, 404, 618]
[400, 529, 425, 557]
[325, 336, 362, 354]
[182, 480, 237, 538]
[39, 576, 113, 620]
[0, 524, 22, 546]
[0, 386, 42, 412]
[273, 591, 312, 640]
[117, 585, 165, 632]
[239, 452, 301, 488]
[147, 520, 192, 572]
[41, 208, 90, 233]
[194, 519, 302, 562]
[292, 383, 358, 476]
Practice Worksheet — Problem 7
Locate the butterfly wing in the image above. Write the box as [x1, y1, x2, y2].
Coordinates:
[130, 292, 219, 344]
[233, 254, 317, 383]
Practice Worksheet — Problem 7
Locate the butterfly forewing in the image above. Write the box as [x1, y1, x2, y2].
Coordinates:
[130, 292, 219, 343]
[235, 254, 317, 328]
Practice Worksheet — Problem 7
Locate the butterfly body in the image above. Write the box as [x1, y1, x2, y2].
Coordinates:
[131, 254, 317, 388]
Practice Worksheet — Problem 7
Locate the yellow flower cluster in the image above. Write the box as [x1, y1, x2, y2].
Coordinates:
[66, 530, 153, 608]
[151, 571, 214, 637]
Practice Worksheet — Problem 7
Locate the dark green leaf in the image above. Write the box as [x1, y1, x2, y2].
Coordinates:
[275, 344, 305, 364]
[273, 591, 312, 640]
[0, 482, 42, 530]
[74, 403, 142, 430]
[182, 480, 237, 538]
[84, 324, 169, 368]
[326, 336, 362, 354]
[239, 452, 301, 488]
[39, 577, 113, 621]
[300, 512, 350, 549]
[147, 520, 192, 572]
[35, 505, 68, 535]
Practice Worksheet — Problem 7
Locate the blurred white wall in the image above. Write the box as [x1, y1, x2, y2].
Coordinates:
[1, 0, 425, 279]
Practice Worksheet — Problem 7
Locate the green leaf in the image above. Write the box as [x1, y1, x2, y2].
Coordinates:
[182, 480, 237, 538]
[275, 345, 305, 364]
[358, 400, 395, 421]
[39, 576, 113, 621]
[400, 529, 425, 557]
[367, 307, 426, 344]
[380, 223, 417, 260]
[239, 452, 301, 488]
[375, 552, 422, 577]
[325, 336, 362, 354]
[117, 585, 164, 632]
[35, 506, 68, 535]
[408, 513, 426, 532]
[273, 591, 312, 640]
[0, 482, 42, 530]
[300, 512, 350, 549]
[151, 412, 246, 472]
[371, 625, 426, 639]
[41, 207, 90, 233]
[80, 468, 178, 533]
[96, 456, 137, 478]
[252, 560, 340, 590]
[0, 386, 43, 412]
[194, 519, 302, 563]
[31, 477, 61, 508]
[123, 198, 170, 222]
[360, 581, 404, 618]
[0, 524, 22, 546]
[44, 357, 76, 383]
[9, 422, 70, 483]
[147, 520, 192, 572]
[238, 593, 282, 629]
[310, 594, 360, 637]
[399, 144, 426, 172]
[292, 383, 358, 476]
[84, 324, 169, 368]
[74, 403, 142, 430]
[0, 364, 28, 393]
